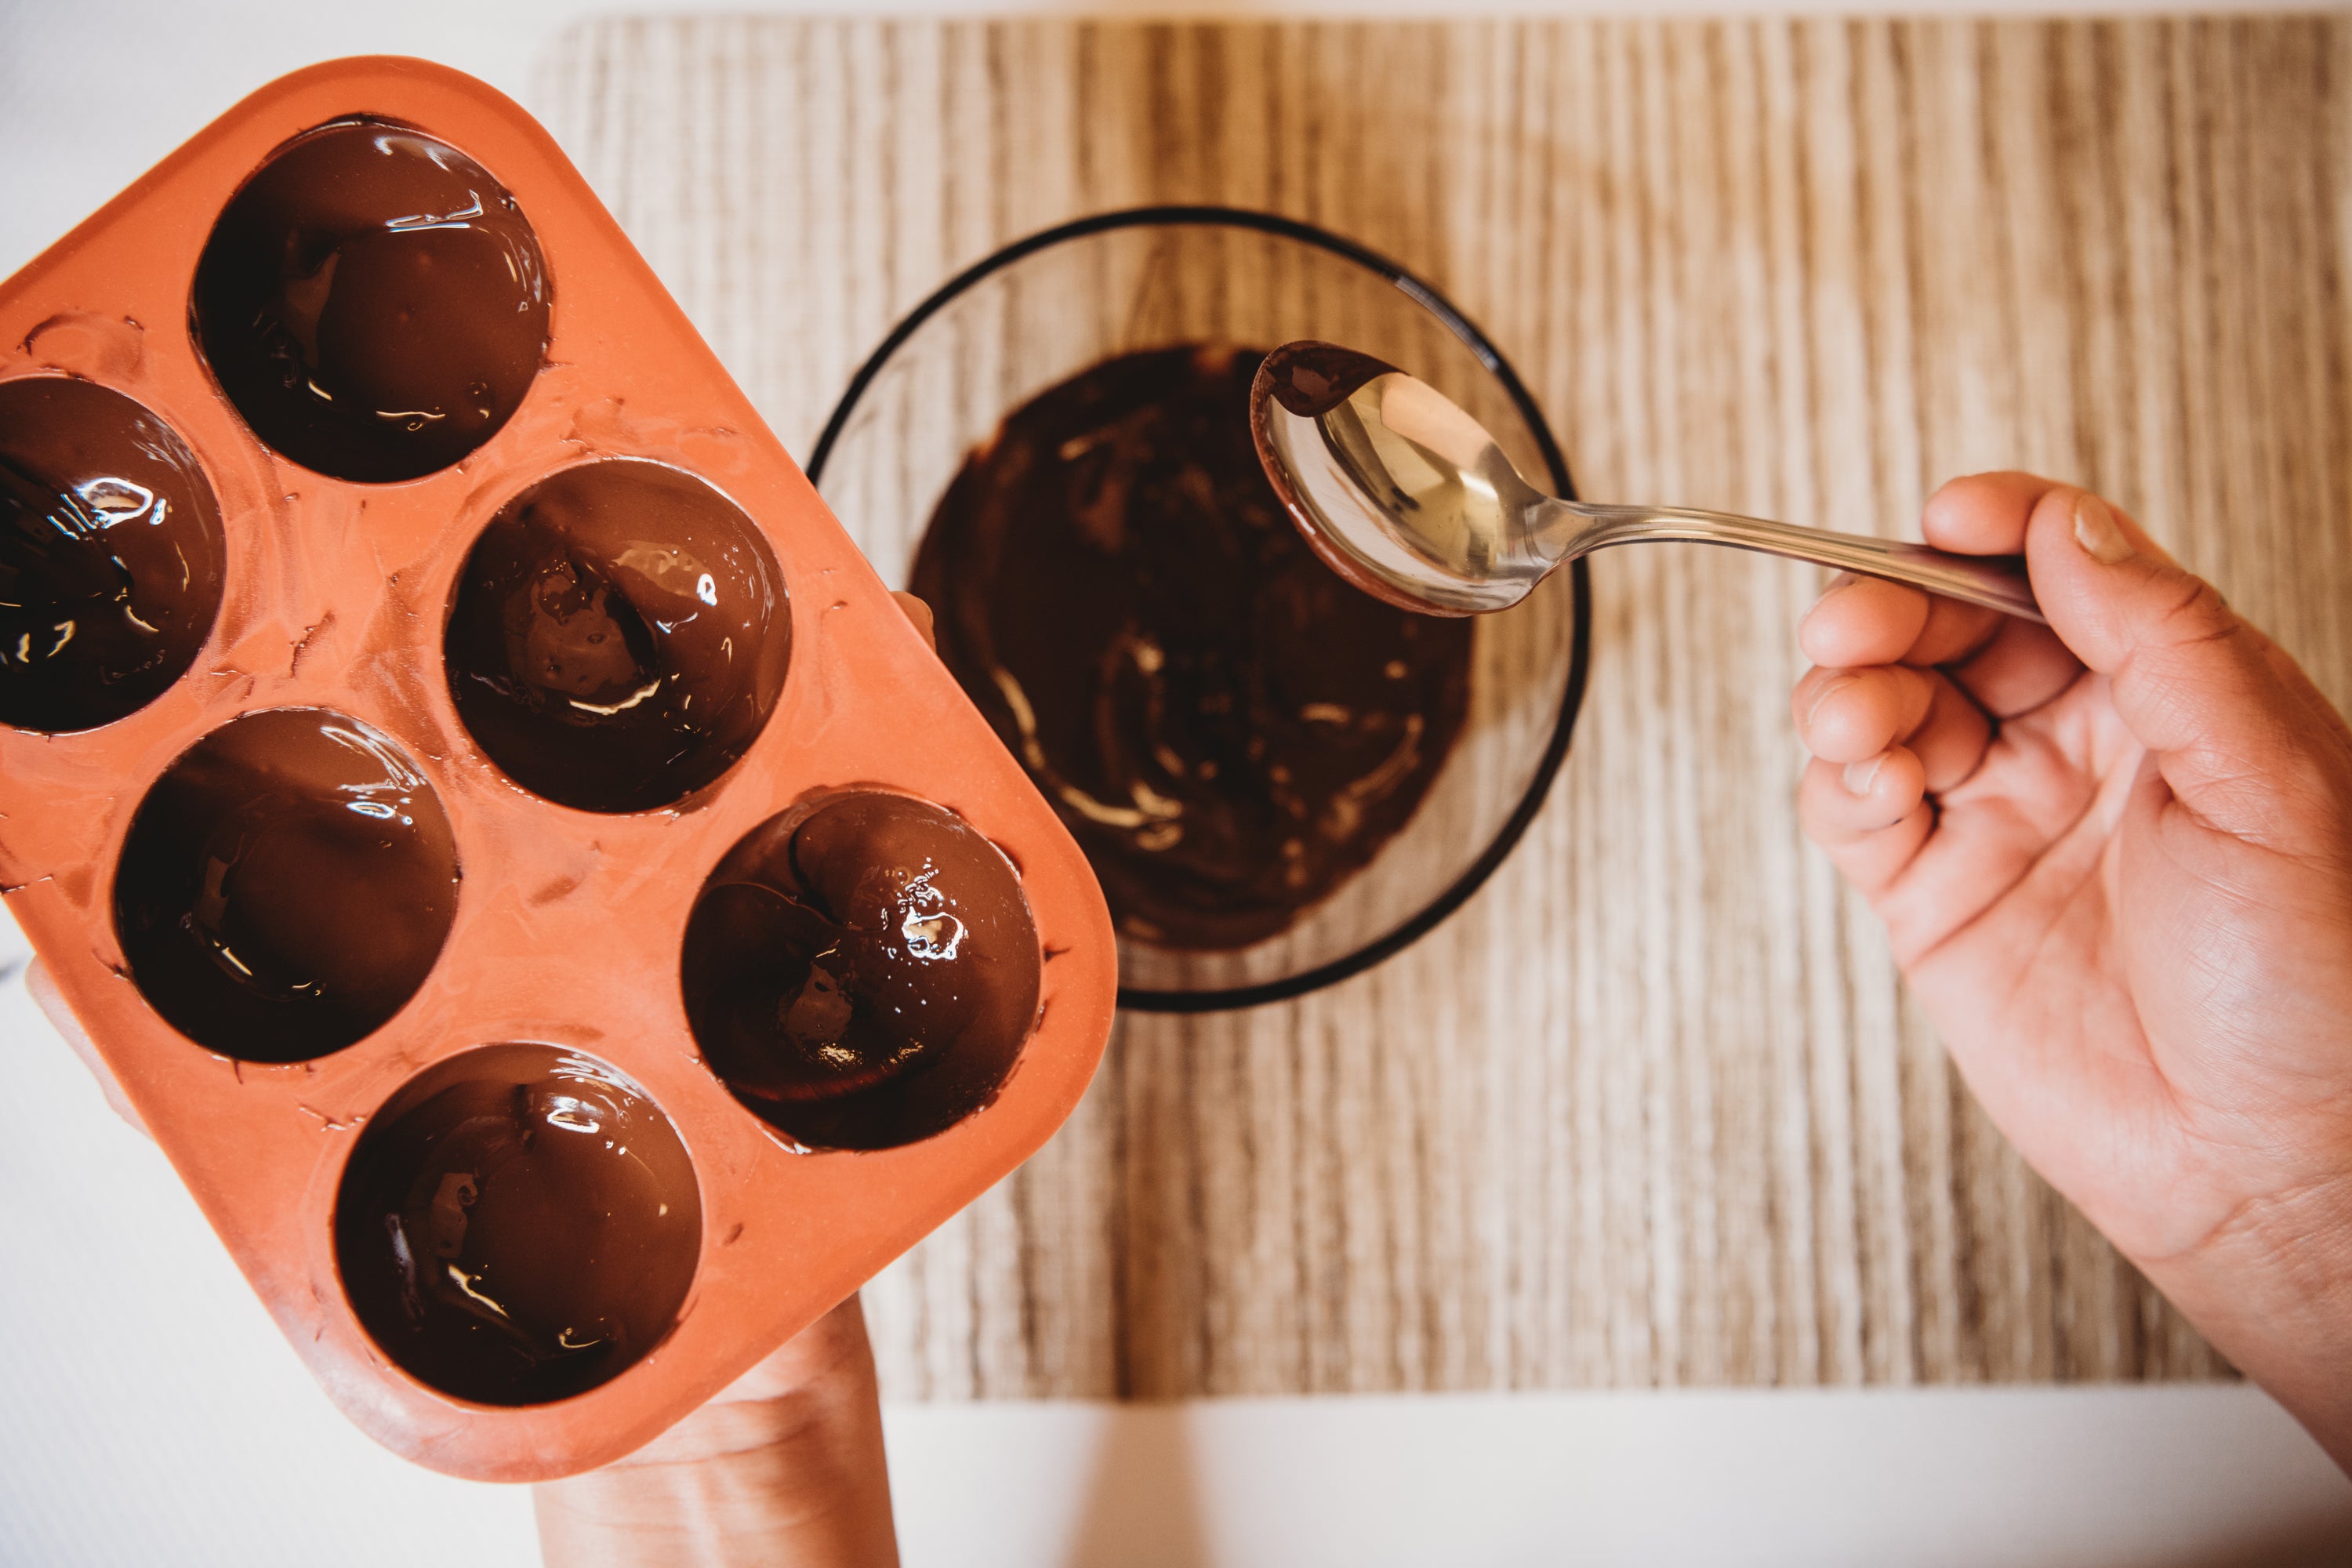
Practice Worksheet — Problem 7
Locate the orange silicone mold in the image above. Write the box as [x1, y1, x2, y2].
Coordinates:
[0, 56, 1116, 1480]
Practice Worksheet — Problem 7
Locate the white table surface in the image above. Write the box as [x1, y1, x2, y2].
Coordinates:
[2, 3, 2347, 1565]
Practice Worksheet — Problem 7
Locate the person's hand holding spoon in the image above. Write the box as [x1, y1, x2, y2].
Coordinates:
[1788, 473, 2352, 1469]
[1250, 340, 2042, 620]
[1252, 344, 2352, 1470]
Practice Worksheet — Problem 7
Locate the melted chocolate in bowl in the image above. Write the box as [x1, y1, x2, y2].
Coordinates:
[682, 792, 1041, 1151]
[191, 119, 550, 482]
[336, 1044, 702, 1406]
[911, 344, 1472, 951]
[0, 377, 227, 731]
[445, 459, 790, 814]
[113, 708, 459, 1062]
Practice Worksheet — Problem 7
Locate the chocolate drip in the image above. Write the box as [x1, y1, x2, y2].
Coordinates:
[1260, 340, 1398, 417]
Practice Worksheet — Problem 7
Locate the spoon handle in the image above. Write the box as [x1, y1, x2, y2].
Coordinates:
[1556, 503, 2045, 624]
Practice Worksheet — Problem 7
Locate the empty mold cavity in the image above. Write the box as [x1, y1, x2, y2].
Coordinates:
[191, 119, 550, 482]
[445, 459, 790, 813]
[112, 708, 459, 1062]
[0, 376, 227, 731]
[335, 1044, 702, 1406]
[682, 791, 1041, 1151]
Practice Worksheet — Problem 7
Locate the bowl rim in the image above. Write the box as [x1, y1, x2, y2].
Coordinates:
[805, 204, 1592, 1014]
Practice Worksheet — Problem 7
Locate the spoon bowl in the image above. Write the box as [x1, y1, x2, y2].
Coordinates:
[1251, 341, 2045, 622]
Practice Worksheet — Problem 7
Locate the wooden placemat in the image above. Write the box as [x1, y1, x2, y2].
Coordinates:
[535, 16, 2350, 1397]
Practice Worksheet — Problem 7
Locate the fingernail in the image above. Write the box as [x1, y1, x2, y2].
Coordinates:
[2073, 492, 2135, 564]
[1842, 756, 1883, 797]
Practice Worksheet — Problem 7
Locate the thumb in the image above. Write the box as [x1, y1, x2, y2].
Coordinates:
[2028, 487, 2344, 842]
[890, 590, 936, 652]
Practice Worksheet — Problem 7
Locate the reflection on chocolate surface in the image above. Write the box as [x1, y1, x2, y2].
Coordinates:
[445, 459, 790, 814]
[682, 792, 1040, 1151]
[113, 708, 459, 1062]
[0, 377, 226, 731]
[191, 119, 550, 481]
[336, 1044, 701, 1406]
[911, 344, 1472, 951]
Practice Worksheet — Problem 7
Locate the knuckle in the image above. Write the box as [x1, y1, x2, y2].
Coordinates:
[1896, 666, 1937, 728]
[2147, 572, 2236, 649]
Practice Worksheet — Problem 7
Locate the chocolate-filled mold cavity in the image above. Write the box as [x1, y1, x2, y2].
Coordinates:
[682, 792, 1042, 1152]
[112, 708, 459, 1062]
[335, 1044, 702, 1407]
[191, 119, 550, 482]
[0, 377, 227, 731]
[445, 459, 791, 813]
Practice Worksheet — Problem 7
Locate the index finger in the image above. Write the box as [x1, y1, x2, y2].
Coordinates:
[1920, 470, 2064, 555]
[1802, 574, 2078, 719]
[1802, 468, 2063, 671]
[1801, 575, 2009, 671]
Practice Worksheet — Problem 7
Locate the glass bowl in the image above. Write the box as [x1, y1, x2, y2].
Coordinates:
[806, 207, 1589, 1011]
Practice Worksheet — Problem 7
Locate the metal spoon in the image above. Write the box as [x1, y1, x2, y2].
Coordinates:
[1248, 342, 2043, 622]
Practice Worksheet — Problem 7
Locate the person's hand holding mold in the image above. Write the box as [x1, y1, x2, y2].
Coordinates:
[532, 1296, 899, 1567]
[1790, 474, 2352, 1466]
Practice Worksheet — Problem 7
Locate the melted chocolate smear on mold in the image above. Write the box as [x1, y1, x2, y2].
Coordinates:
[112, 708, 459, 1062]
[336, 1045, 702, 1406]
[910, 344, 1472, 952]
[0, 378, 227, 732]
[445, 459, 790, 814]
[682, 793, 1040, 1152]
[191, 119, 550, 482]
